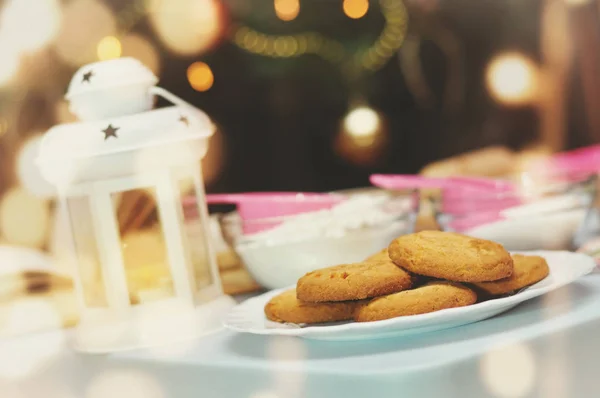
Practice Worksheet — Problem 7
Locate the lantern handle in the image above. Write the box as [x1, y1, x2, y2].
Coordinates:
[149, 86, 215, 131]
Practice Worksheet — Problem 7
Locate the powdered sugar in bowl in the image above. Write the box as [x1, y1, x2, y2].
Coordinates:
[221, 192, 418, 290]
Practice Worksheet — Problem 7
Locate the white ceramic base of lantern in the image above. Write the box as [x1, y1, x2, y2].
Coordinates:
[71, 295, 236, 353]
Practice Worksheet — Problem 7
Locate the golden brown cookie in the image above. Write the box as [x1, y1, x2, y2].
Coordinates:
[355, 281, 477, 322]
[264, 289, 361, 324]
[472, 254, 550, 296]
[388, 231, 513, 282]
[296, 260, 414, 302]
[364, 248, 390, 262]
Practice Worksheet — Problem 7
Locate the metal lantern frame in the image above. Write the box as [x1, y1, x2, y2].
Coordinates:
[61, 164, 223, 319]
[37, 58, 236, 352]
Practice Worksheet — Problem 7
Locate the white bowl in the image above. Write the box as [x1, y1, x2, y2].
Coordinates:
[235, 220, 411, 289]
[221, 193, 417, 290]
[437, 175, 596, 251]
[465, 207, 586, 251]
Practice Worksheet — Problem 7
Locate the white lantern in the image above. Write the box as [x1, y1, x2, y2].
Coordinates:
[37, 58, 235, 353]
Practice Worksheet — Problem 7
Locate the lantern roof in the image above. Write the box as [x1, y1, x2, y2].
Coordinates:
[66, 57, 158, 101]
[37, 58, 214, 187]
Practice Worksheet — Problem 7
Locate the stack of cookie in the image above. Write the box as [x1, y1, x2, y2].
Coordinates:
[264, 230, 550, 324]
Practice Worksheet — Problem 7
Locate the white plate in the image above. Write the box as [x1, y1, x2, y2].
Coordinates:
[223, 251, 597, 341]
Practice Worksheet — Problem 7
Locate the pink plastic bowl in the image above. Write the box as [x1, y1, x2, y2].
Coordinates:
[188, 192, 344, 234]
[369, 174, 518, 229]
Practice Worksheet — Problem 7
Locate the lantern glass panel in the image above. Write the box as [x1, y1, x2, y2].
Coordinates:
[111, 188, 175, 305]
[177, 177, 213, 293]
[67, 196, 108, 307]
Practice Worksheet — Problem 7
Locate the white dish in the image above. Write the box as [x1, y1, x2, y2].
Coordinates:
[223, 251, 596, 341]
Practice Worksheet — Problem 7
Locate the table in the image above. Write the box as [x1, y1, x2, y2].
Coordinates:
[3, 271, 600, 398]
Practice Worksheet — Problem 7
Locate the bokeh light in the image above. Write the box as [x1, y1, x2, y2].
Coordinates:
[343, 0, 369, 19]
[0, 0, 62, 52]
[121, 34, 161, 75]
[0, 28, 21, 87]
[344, 106, 380, 138]
[266, 336, 307, 397]
[97, 36, 122, 61]
[17, 134, 56, 198]
[336, 106, 388, 166]
[486, 52, 539, 106]
[5, 299, 62, 338]
[55, 0, 117, 66]
[0, 48, 19, 87]
[0, 320, 65, 379]
[274, 0, 300, 21]
[187, 62, 214, 92]
[480, 342, 536, 398]
[0, 187, 50, 248]
[150, 0, 222, 56]
[86, 369, 165, 398]
[250, 392, 281, 398]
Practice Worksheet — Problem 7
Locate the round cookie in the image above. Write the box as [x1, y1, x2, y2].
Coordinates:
[355, 281, 477, 322]
[264, 289, 361, 324]
[472, 254, 550, 296]
[364, 248, 390, 262]
[388, 231, 513, 282]
[296, 260, 414, 302]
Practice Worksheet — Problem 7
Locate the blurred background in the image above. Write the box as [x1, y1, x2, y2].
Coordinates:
[2, 0, 600, 245]
[0, 0, 599, 333]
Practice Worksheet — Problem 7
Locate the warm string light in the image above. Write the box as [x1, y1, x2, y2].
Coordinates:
[187, 62, 214, 91]
[0, 0, 61, 52]
[343, 0, 370, 19]
[275, 0, 300, 21]
[121, 34, 161, 74]
[55, 0, 117, 66]
[0, 187, 51, 248]
[0, 0, 62, 87]
[486, 52, 539, 106]
[97, 36, 122, 60]
[336, 105, 389, 165]
[93, 1, 156, 63]
[344, 106, 380, 138]
[232, 28, 345, 63]
[361, 0, 408, 71]
[150, 0, 222, 56]
[231, 0, 407, 73]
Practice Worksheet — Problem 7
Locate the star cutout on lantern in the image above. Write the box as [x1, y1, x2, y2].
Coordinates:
[102, 124, 119, 140]
[82, 70, 94, 83]
[179, 115, 190, 127]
